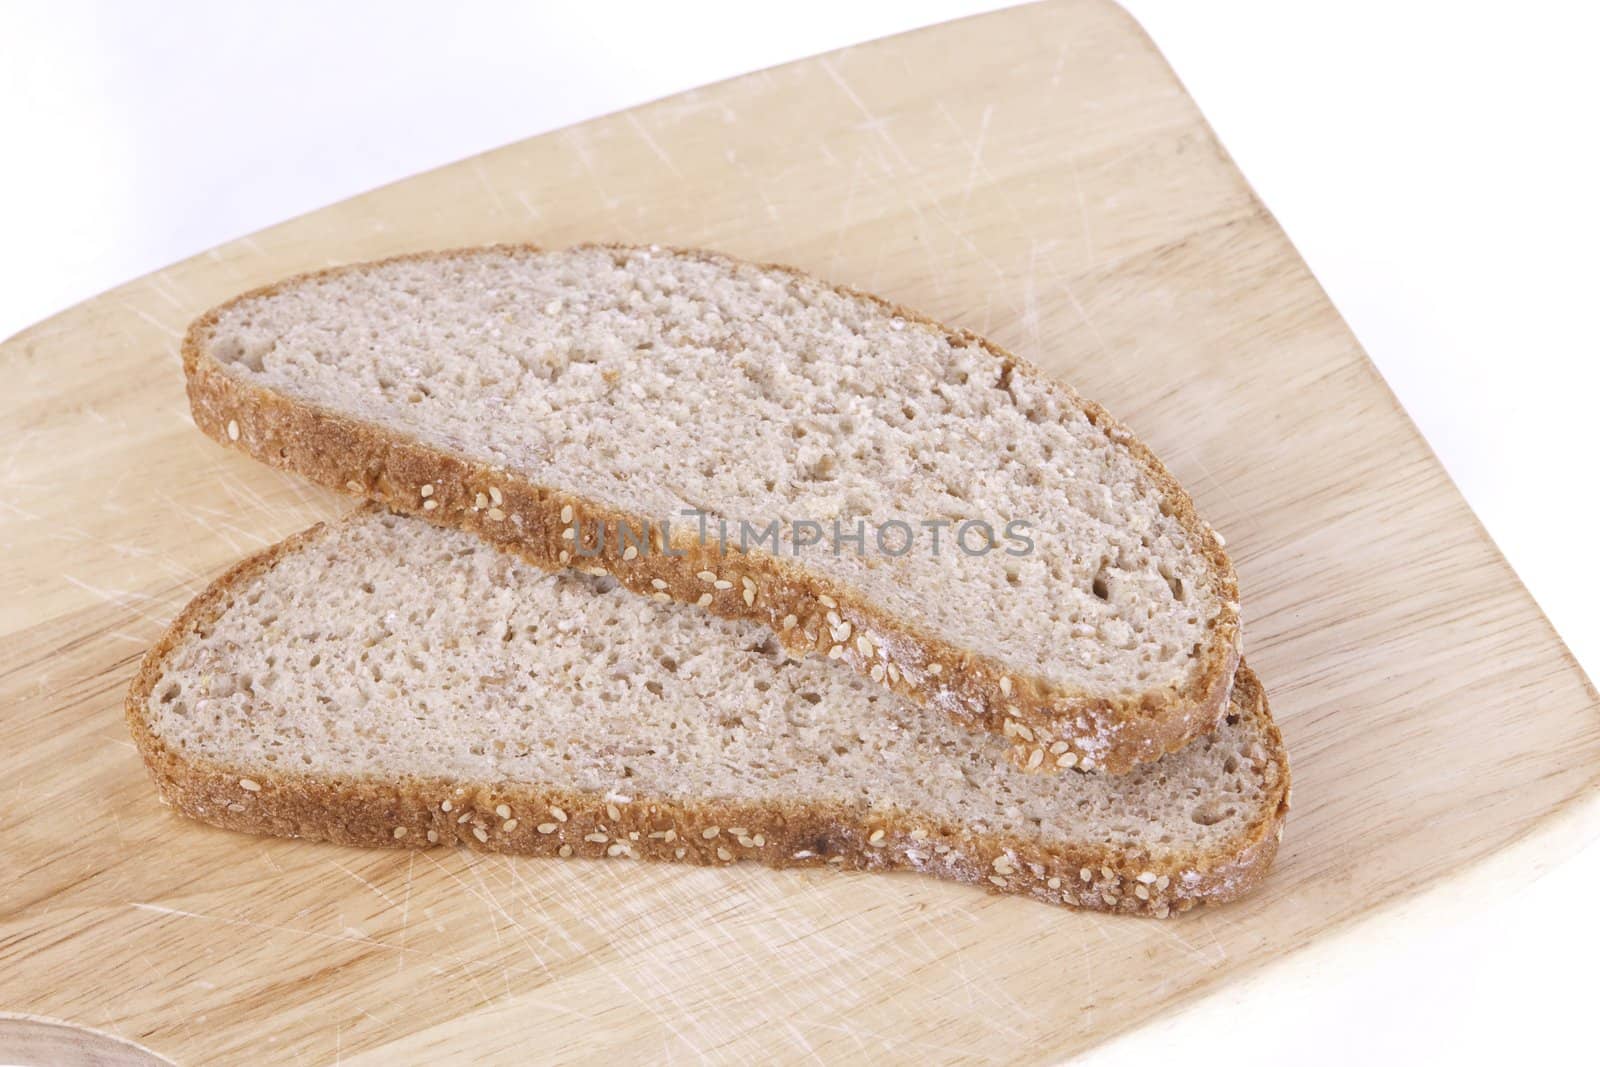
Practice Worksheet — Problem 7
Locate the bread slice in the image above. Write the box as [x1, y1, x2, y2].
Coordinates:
[127, 508, 1287, 916]
[182, 244, 1241, 774]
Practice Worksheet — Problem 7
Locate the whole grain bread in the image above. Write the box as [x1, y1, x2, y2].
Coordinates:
[127, 508, 1287, 916]
[183, 244, 1241, 774]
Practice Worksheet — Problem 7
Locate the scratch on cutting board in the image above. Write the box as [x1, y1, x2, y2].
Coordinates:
[961, 104, 994, 213]
[61, 575, 174, 631]
[143, 273, 189, 311]
[328, 858, 401, 909]
[513, 191, 542, 221]
[1069, 154, 1097, 268]
[127, 900, 554, 981]
[118, 303, 181, 341]
[561, 127, 622, 212]
[396, 851, 415, 970]
[625, 113, 685, 179]
[471, 157, 508, 217]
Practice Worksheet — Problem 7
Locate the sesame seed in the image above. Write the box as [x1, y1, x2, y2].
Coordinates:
[561, 505, 574, 524]
[751, 834, 764, 846]
[991, 856, 1013, 873]
[561, 527, 575, 540]
[781, 614, 797, 630]
[825, 610, 842, 628]
[1056, 752, 1079, 769]
[727, 827, 748, 836]
[662, 829, 677, 842]
[440, 800, 452, 812]
[623, 546, 638, 561]
[537, 823, 557, 834]
[1101, 866, 1114, 880]
[457, 813, 471, 824]
[793, 850, 815, 859]
[1050, 741, 1071, 755]
[697, 570, 718, 583]
[226, 802, 245, 813]
[909, 829, 928, 841]
[819, 595, 837, 609]
[426, 830, 439, 844]
[549, 806, 567, 822]
[1156, 875, 1171, 891]
[651, 578, 668, 590]
[988, 875, 1008, 887]
[226, 419, 239, 440]
[486, 507, 506, 521]
[652, 592, 671, 602]
[827, 644, 845, 659]
[606, 843, 629, 857]
[870, 664, 886, 682]
[743, 588, 756, 606]
[1000, 676, 1013, 697]
[474, 491, 487, 509]
[716, 847, 733, 862]
[742, 576, 756, 589]
[867, 829, 886, 846]
[856, 635, 873, 657]
[1134, 884, 1150, 900]
[558, 845, 573, 858]
[1014, 722, 1035, 743]
[1211, 528, 1227, 547]
[472, 827, 489, 843]
[1025, 748, 1045, 771]
[347, 480, 365, 493]
[1137, 871, 1158, 884]
[886, 664, 900, 682]
[560, 551, 572, 564]
[238, 778, 261, 792]
[696, 593, 713, 607]
[927, 663, 942, 675]
[502, 819, 518, 832]
[489, 487, 503, 506]
[714, 579, 732, 589]
[420, 484, 434, 498]
[495, 804, 511, 819]
[1047, 877, 1062, 890]
[702, 826, 721, 839]
[1081, 868, 1092, 881]
[606, 803, 622, 821]
[584, 832, 608, 844]
[422, 499, 438, 511]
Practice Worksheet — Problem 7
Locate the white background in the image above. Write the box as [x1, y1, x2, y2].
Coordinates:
[3, 2, 1597, 1062]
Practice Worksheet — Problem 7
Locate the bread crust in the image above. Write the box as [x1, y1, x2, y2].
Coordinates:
[181, 244, 1242, 775]
[125, 514, 1287, 917]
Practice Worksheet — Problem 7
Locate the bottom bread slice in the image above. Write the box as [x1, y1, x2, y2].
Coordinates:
[127, 508, 1289, 916]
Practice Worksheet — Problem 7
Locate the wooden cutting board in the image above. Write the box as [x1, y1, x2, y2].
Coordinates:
[4, 1, 1597, 1062]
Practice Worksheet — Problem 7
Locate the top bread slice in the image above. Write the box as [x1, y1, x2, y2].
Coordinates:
[182, 244, 1241, 774]
[127, 506, 1288, 917]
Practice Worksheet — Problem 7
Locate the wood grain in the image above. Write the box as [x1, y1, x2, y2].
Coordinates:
[2, 1, 1596, 1062]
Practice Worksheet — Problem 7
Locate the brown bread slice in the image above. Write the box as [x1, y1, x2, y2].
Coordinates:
[127, 508, 1287, 916]
[183, 244, 1241, 773]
